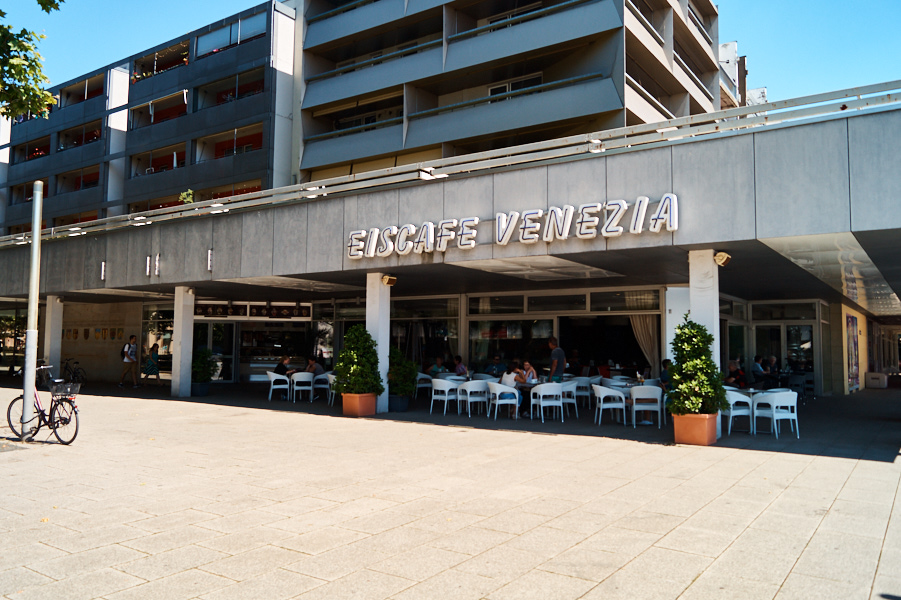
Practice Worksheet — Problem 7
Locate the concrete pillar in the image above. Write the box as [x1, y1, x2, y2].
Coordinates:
[171, 286, 195, 398]
[43, 295, 64, 372]
[688, 250, 721, 438]
[366, 272, 391, 413]
[664, 287, 690, 360]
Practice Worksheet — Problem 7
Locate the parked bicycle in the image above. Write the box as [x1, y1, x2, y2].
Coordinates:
[61, 357, 87, 384]
[6, 366, 80, 444]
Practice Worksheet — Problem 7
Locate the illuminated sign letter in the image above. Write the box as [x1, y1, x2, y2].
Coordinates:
[576, 203, 602, 239]
[458, 217, 479, 249]
[519, 209, 543, 243]
[495, 211, 520, 246]
[435, 219, 458, 252]
[395, 224, 416, 255]
[412, 221, 435, 254]
[602, 200, 628, 237]
[629, 196, 649, 234]
[376, 225, 398, 257]
[649, 193, 679, 232]
[363, 227, 380, 258]
[542, 205, 575, 242]
[347, 230, 366, 259]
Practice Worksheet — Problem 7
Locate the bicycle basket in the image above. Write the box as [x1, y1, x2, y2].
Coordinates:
[49, 382, 81, 399]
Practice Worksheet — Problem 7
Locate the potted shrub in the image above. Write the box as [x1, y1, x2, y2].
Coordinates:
[667, 315, 729, 445]
[334, 324, 384, 416]
[387, 347, 417, 412]
[191, 348, 218, 396]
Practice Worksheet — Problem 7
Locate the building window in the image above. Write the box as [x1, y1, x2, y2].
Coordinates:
[56, 165, 101, 194]
[130, 144, 187, 178]
[12, 136, 51, 163]
[58, 74, 104, 109]
[195, 68, 264, 110]
[57, 120, 102, 152]
[195, 124, 263, 163]
[196, 12, 266, 60]
[53, 210, 98, 228]
[488, 73, 543, 101]
[10, 179, 50, 205]
[130, 91, 188, 129]
[132, 41, 190, 82]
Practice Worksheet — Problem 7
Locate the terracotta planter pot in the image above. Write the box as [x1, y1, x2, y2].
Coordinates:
[672, 413, 718, 446]
[342, 392, 376, 417]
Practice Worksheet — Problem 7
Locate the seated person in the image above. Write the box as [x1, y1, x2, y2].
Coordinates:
[521, 360, 538, 383]
[306, 357, 325, 377]
[274, 355, 296, 377]
[724, 360, 748, 388]
[659, 359, 672, 392]
[499, 360, 526, 416]
[485, 355, 507, 377]
[429, 356, 448, 378]
[453, 355, 468, 377]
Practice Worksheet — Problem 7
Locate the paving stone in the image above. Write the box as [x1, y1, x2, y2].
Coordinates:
[104, 568, 233, 600]
[0, 566, 53, 597]
[370, 545, 468, 581]
[293, 568, 412, 600]
[538, 545, 630, 582]
[792, 531, 881, 585]
[487, 569, 596, 600]
[678, 570, 779, 600]
[7, 567, 144, 600]
[774, 573, 870, 600]
[276, 526, 369, 555]
[389, 569, 500, 600]
[118, 544, 226, 580]
[197, 568, 324, 600]
[30, 544, 146, 580]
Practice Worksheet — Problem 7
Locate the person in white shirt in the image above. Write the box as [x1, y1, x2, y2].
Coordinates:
[118, 335, 140, 388]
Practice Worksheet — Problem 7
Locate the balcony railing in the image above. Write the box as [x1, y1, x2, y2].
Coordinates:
[686, 5, 713, 45]
[308, 0, 381, 24]
[625, 0, 664, 46]
[305, 117, 403, 142]
[408, 72, 606, 120]
[626, 74, 675, 120]
[307, 39, 442, 82]
[674, 52, 713, 102]
[447, 0, 595, 43]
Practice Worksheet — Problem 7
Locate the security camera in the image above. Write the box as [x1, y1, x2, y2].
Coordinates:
[381, 275, 397, 286]
[713, 252, 732, 267]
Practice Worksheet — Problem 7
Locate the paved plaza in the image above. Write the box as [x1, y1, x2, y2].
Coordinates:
[1, 382, 900, 600]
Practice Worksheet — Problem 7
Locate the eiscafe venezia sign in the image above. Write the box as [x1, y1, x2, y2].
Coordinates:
[347, 194, 678, 259]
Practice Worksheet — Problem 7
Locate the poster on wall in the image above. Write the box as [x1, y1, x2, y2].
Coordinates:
[847, 315, 859, 391]
[117, 328, 124, 340]
[73, 329, 78, 340]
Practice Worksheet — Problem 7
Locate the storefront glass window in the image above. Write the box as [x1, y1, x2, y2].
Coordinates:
[392, 319, 458, 372]
[752, 302, 817, 321]
[468, 295, 524, 315]
[590, 290, 659, 312]
[469, 319, 552, 373]
[392, 297, 459, 319]
[143, 304, 174, 373]
[527, 294, 586, 312]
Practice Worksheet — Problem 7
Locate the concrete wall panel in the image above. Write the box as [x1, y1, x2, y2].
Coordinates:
[182, 219, 213, 282]
[547, 156, 607, 256]
[126, 228, 153, 287]
[104, 231, 130, 289]
[848, 110, 901, 232]
[443, 175, 494, 263]
[492, 167, 548, 259]
[754, 120, 850, 238]
[239, 210, 273, 277]
[213, 213, 245, 279]
[606, 146, 674, 250]
[157, 221, 186, 285]
[392, 183, 447, 268]
[673, 134, 756, 245]
[306, 200, 344, 274]
[83, 235, 106, 290]
[272, 203, 306, 276]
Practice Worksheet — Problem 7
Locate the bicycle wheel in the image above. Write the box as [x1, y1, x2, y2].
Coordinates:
[7, 395, 42, 440]
[72, 368, 87, 384]
[51, 400, 79, 445]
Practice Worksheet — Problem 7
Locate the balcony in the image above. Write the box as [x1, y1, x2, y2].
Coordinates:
[57, 74, 104, 109]
[132, 40, 189, 83]
[195, 12, 266, 61]
[195, 68, 265, 110]
[56, 165, 101, 195]
[9, 179, 49, 206]
[130, 91, 188, 130]
[12, 136, 50, 164]
[57, 120, 102, 153]
[129, 143, 186, 179]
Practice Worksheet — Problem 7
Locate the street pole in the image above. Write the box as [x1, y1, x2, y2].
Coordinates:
[20, 181, 44, 441]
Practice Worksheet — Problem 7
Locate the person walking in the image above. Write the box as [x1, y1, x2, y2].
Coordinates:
[548, 336, 566, 383]
[142, 343, 162, 386]
[118, 335, 140, 388]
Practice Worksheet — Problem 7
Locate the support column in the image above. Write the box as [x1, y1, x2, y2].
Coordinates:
[366, 272, 390, 413]
[171, 286, 195, 398]
[43, 296, 64, 372]
[688, 249, 722, 439]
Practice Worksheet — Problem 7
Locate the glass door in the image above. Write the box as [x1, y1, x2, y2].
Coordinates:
[193, 322, 236, 382]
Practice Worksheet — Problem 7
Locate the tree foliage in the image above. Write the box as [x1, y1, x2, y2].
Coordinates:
[0, 1, 65, 118]
[334, 325, 384, 396]
[667, 315, 728, 415]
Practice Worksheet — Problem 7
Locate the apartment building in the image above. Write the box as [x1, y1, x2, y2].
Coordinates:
[0, 2, 295, 237]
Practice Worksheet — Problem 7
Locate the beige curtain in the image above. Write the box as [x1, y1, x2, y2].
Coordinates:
[630, 314, 660, 377]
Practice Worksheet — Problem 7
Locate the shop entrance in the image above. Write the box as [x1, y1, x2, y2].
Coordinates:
[558, 315, 660, 377]
[193, 322, 236, 382]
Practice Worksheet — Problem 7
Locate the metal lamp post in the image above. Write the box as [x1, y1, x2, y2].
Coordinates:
[20, 180, 44, 441]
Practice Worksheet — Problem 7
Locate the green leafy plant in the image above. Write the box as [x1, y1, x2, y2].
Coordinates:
[667, 315, 728, 415]
[178, 189, 194, 204]
[334, 325, 384, 396]
[191, 348, 217, 383]
[0, 2, 64, 118]
[388, 347, 417, 398]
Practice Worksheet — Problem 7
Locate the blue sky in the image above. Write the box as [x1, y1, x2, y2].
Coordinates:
[5, 0, 901, 100]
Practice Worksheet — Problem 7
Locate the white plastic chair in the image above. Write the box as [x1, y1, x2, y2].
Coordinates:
[573, 377, 592, 409]
[313, 372, 331, 401]
[326, 373, 337, 406]
[267, 371, 289, 401]
[593, 385, 627, 426]
[430, 378, 458, 415]
[561, 381, 579, 419]
[486, 381, 519, 420]
[532, 383, 564, 423]
[630, 385, 663, 428]
[753, 391, 799, 439]
[643, 378, 660, 388]
[458, 380, 489, 417]
[416, 373, 432, 398]
[723, 390, 752, 435]
[291, 372, 315, 403]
